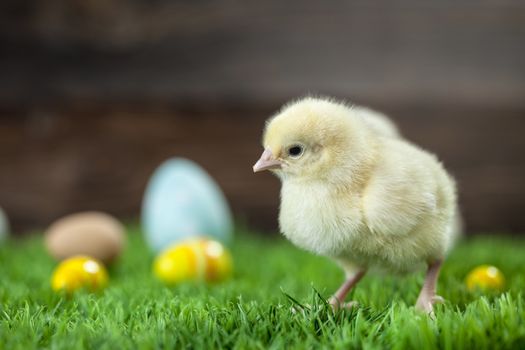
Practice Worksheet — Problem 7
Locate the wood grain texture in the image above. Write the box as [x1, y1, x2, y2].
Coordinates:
[1, 1, 524, 106]
[1, 102, 524, 234]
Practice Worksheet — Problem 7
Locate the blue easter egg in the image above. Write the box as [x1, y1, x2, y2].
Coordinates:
[142, 158, 233, 252]
[0, 207, 9, 241]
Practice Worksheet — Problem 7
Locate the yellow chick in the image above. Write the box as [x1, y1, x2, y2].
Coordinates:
[253, 97, 458, 314]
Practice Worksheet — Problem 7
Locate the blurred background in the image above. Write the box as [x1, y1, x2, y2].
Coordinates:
[1, 0, 524, 235]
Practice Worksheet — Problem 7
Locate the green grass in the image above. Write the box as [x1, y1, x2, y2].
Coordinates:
[1, 228, 525, 349]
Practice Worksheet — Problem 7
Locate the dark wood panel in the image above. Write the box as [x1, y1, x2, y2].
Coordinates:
[1, 102, 524, 234]
[0, 0, 524, 107]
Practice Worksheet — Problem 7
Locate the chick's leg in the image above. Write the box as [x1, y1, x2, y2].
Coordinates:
[329, 269, 366, 310]
[415, 260, 444, 314]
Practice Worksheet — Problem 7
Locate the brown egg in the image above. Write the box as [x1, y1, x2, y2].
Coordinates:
[45, 212, 125, 264]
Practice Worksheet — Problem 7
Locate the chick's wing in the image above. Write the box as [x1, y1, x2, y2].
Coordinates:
[361, 141, 439, 237]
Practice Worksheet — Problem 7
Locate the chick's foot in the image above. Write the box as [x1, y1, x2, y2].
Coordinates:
[415, 260, 443, 314]
[328, 269, 366, 311]
[329, 298, 359, 311]
[415, 294, 444, 314]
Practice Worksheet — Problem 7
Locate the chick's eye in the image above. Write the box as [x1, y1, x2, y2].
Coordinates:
[288, 145, 304, 158]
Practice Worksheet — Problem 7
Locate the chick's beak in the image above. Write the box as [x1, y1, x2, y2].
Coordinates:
[253, 148, 282, 173]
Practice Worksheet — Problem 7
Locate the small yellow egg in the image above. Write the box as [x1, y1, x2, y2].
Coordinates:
[465, 265, 505, 292]
[153, 238, 233, 285]
[51, 256, 109, 293]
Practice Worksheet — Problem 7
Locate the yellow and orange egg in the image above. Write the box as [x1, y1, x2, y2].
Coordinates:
[153, 238, 233, 285]
[465, 265, 505, 292]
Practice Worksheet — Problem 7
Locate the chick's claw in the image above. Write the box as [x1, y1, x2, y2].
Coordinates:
[432, 295, 445, 304]
[329, 298, 359, 311]
[415, 295, 445, 315]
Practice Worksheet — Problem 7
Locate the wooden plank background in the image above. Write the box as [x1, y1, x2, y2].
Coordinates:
[0, 0, 524, 234]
